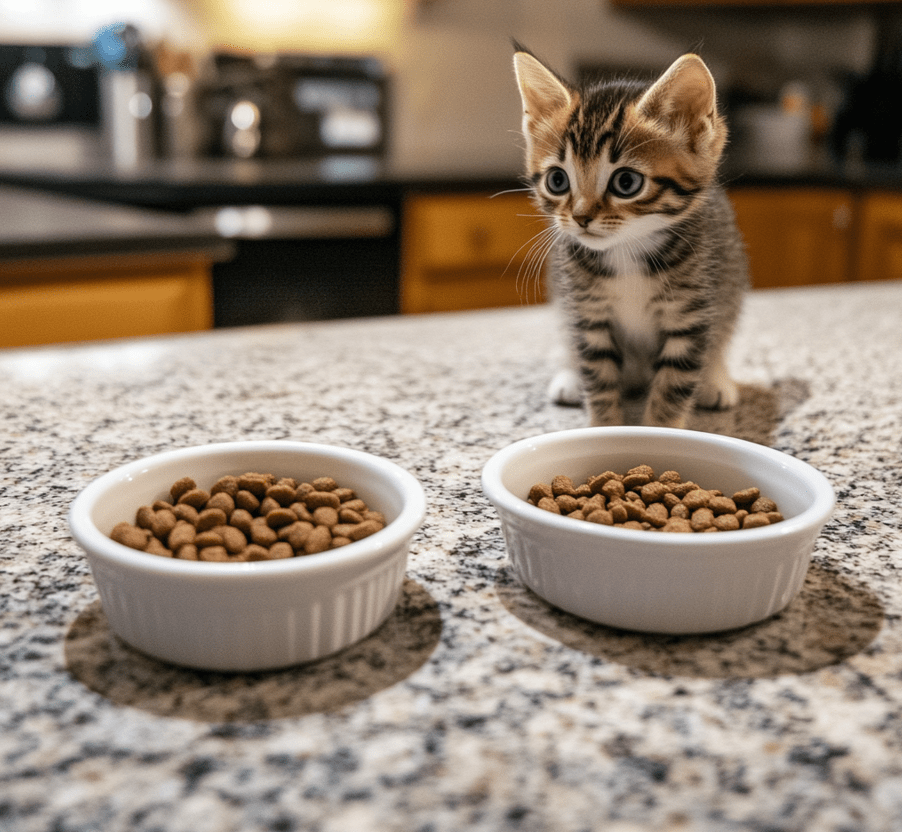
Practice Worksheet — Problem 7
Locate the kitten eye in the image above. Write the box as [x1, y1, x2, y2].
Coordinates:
[545, 167, 570, 195]
[609, 168, 645, 198]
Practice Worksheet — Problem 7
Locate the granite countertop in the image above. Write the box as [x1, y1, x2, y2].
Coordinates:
[2, 280, 902, 831]
[0, 185, 231, 262]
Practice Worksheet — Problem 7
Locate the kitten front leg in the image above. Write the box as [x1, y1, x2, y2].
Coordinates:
[642, 334, 701, 428]
[577, 334, 625, 426]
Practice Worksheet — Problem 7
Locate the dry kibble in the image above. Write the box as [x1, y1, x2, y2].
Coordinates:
[305, 525, 333, 554]
[206, 491, 235, 515]
[196, 507, 227, 532]
[111, 522, 150, 550]
[169, 477, 196, 503]
[312, 506, 339, 527]
[555, 494, 579, 514]
[111, 470, 386, 561]
[529, 466, 784, 534]
[235, 490, 261, 513]
[266, 507, 299, 529]
[307, 490, 341, 510]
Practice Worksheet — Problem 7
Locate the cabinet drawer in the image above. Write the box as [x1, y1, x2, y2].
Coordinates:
[406, 193, 542, 271]
[0, 252, 214, 347]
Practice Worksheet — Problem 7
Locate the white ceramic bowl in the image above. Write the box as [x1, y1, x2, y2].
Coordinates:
[482, 427, 835, 634]
[69, 441, 426, 671]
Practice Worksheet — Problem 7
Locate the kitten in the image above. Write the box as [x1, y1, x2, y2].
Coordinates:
[513, 48, 748, 429]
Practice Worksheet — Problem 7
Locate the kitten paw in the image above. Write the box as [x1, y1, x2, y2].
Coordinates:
[548, 369, 583, 406]
[696, 374, 739, 411]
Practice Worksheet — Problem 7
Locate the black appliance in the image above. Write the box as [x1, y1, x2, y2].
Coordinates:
[0, 44, 99, 127]
[201, 53, 388, 161]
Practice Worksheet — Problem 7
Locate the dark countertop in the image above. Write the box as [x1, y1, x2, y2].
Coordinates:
[0, 156, 528, 211]
[1, 154, 902, 214]
[0, 184, 232, 262]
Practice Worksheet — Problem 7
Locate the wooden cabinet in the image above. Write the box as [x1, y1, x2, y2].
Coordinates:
[854, 193, 902, 282]
[729, 187, 855, 288]
[0, 250, 215, 348]
[730, 187, 902, 287]
[401, 192, 547, 314]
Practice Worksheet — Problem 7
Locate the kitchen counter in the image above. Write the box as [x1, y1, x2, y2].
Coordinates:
[0, 184, 231, 261]
[2, 280, 902, 832]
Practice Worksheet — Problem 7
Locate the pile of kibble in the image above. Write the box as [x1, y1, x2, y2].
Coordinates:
[527, 465, 784, 532]
[109, 472, 386, 561]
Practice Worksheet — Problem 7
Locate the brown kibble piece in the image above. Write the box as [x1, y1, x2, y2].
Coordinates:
[709, 496, 738, 516]
[172, 503, 199, 524]
[229, 508, 254, 534]
[640, 481, 668, 504]
[551, 475, 575, 496]
[195, 529, 225, 548]
[312, 506, 339, 527]
[304, 525, 333, 554]
[537, 497, 561, 514]
[586, 508, 614, 526]
[206, 491, 235, 515]
[743, 513, 771, 529]
[622, 465, 655, 489]
[732, 487, 760, 506]
[219, 525, 247, 554]
[250, 524, 278, 547]
[331, 537, 352, 548]
[266, 483, 297, 506]
[334, 487, 356, 502]
[243, 544, 272, 561]
[150, 509, 177, 540]
[211, 475, 240, 497]
[644, 502, 669, 528]
[111, 522, 150, 550]
[555, 494, 579, 514]
[601, 479, 626, 500]
[306, 490, 341, 510]
[690, 507, 715, 531]
[235, 490, 261, 512]
[136, 505, 155, 529]
[750, 497, 778, 514]
[609, 502, 628, 524]
[196, 507, 227, 532]
[658, 471, 682, 484]
[178, 488, 210, 509]
[237, 474, 270, 496]
[310, 476, 337, 492]
[682, 489, 711, 511]
[348, 519, 383, 541]
[198, 545, 230, 562]
[168, 520, 196, 550]
[339, 508, 364, 524]
[175, 544, 199, 560]
[266, 507, 298, 529]
[713, 514, 741, 531]
[663, 517, 694, 533]
[268, 542, 294, 560]
[169, 477, 196, 503]
[144, 537, 172, 557]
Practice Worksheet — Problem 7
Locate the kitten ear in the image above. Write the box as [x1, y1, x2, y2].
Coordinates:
[637, 54, 721, 145]
[513, 51, 573, 121]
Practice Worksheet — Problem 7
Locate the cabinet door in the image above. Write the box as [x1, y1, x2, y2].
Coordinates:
[401, 192, 547, 314]
[729, 188, 854, 288]
[0, 252, 214, 348]
[855, 193, 902, 282]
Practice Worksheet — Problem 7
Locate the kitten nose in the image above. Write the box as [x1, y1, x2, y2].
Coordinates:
[573, 214, 593, 229]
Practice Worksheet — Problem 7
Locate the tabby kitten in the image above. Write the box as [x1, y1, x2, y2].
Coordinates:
[513, 48, 748, 428]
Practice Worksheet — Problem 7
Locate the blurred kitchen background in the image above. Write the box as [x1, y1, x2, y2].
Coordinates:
[1, 0, 901, 347]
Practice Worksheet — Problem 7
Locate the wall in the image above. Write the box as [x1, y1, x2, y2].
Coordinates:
[0, 0, 882, 173]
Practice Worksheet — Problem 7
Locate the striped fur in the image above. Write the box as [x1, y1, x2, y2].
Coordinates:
[514, 49, 748, 428]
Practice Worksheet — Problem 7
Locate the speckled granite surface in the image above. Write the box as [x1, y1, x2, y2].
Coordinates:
[2, 281, 902, 832]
